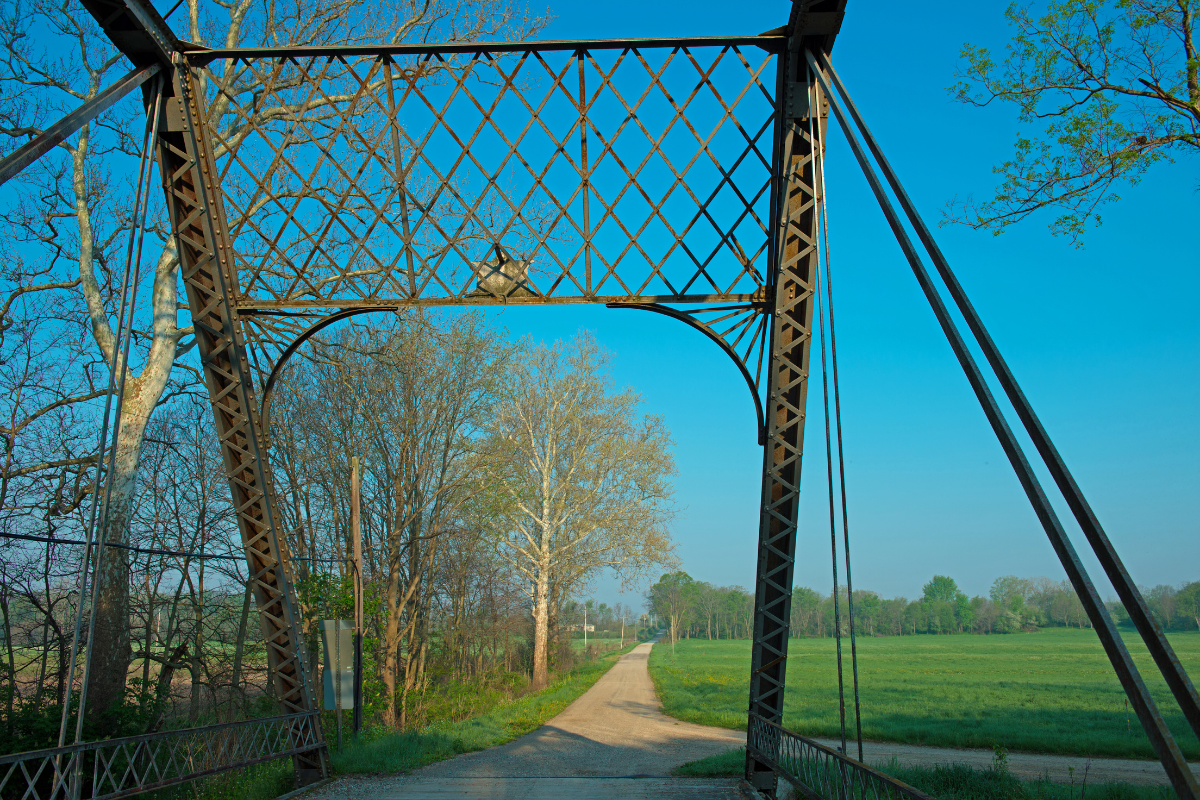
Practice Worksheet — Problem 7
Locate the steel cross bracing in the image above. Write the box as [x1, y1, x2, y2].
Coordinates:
[744, 17, 829, 792]
[193, 45, 777, 310]
[158, 63, 327, 782]
[176, 34, 795, 447]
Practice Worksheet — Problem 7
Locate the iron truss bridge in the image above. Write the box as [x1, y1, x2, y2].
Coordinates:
[1, 0, 1198, 798]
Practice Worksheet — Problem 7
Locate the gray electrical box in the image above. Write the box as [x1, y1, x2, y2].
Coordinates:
[320, 619, 354, 710]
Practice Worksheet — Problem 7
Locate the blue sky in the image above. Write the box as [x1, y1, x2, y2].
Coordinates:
[487, 0, 1200, 606]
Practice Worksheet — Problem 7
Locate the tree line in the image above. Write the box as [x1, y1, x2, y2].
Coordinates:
[648, 572, 1200, 643]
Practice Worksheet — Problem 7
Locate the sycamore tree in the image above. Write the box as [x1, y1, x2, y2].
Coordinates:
[485, 332, 677, 691]
[0, 0, 546, 720]
[947, 0, 1198, 243]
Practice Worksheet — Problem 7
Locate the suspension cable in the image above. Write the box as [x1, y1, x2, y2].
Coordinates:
[815, 98, 864, 762]
[57, 76, 164, 753]
[810, 106, 848, 756]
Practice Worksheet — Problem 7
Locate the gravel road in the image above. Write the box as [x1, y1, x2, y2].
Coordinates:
[304, 639, 746, 799]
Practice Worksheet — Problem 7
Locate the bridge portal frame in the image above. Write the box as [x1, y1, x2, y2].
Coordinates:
[6, 0, 1196, 798]
[64, 0, 843, 791]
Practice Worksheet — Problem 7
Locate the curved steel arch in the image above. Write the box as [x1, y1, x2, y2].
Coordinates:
[607, 302, 769, 445]
[257, 307, 399, 434]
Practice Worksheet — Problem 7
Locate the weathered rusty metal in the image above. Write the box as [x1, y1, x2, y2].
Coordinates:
[0, 713, 322, 800]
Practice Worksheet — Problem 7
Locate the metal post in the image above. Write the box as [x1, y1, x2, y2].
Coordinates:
[745, 35, 822, 796]
[351, 456, 363, 737]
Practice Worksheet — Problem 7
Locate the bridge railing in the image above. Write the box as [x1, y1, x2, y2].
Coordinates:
[0, 712, 324, 800]
[747, 713, 934, 800]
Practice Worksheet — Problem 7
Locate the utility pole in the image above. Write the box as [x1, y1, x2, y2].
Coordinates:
[351, 456, 363, 737]
[583, 604, 587, 651]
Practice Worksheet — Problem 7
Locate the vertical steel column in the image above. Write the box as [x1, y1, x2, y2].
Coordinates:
[152, 60, 326, 784]
[745, 41, 821, 795]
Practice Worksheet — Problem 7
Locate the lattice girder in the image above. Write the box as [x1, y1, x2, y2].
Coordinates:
[187, 41, 778, 315]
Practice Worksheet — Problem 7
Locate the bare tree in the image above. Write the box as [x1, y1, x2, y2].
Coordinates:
[485, 332, 677, 690]
[270, 311, 506, 724]
[0, 0, 548, 719]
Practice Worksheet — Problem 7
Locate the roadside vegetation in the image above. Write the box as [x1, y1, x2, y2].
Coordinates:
[648, 630, 1200, 760]
[331, 644, 637, 774]
[676, 748, 1174, 800]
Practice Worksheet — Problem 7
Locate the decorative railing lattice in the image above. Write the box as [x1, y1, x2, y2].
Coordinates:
[0, 713, 323, 800]
[747, 713, 934, 800]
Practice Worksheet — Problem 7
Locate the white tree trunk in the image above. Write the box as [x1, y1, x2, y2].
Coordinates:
[76, 114, 183, 717]
[530, 561, 550, 691]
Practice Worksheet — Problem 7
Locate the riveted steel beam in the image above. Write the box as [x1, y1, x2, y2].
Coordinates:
[742, 11, 838, 800]
[151, 62, 327, 783]
[75, 0, 181, 67]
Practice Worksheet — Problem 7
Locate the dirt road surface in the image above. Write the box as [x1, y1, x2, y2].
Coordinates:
[305, 640, 746, 799]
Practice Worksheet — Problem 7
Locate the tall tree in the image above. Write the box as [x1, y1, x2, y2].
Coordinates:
[1176, 582, 1200, 630]
[271, 312, 506, 725]
[486, 333, 676, 690]
[947, 0, 1198, 242]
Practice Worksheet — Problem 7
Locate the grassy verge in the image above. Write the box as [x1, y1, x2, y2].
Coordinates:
[674, 748, 1174, 800]
[673, 746, 746, 777]
[570, 637, 624, 651]
[647, 631, 1200, 759]
[331, 642, 637, 774]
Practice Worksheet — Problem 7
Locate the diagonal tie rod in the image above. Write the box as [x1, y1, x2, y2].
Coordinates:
[811, 47, 1200, 747]
[804, 48, 1199, 800]
[0, 64, 160, 187]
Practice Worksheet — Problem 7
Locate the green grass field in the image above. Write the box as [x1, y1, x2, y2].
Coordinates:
[569, 637, 625, 652]
[648, 630, 1200, 760]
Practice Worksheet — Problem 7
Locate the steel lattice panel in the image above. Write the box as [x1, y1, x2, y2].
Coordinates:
[189, 45, 778, 310]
